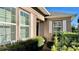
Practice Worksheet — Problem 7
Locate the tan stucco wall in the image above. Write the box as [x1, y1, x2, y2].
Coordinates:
[39, 21, 44, 36]
[30, 13, 37, 38]
[43, 19, 51, 41]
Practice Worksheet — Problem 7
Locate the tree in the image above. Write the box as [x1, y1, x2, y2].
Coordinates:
[72, 26, 78, 32]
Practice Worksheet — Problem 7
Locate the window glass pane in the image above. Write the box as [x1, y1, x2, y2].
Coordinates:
[20, 27, 29, 40]
[0, 24, 6, 44]
[5, 26, 11, 42]
[11, 25, 16, 40]
[0, 17, 5, 22]
[0, 24, 16, 44]
[53, 21, 62, 32]
[0, 8, 5, 22]
[5, 24, 16, 41]
[11, 8, 16, 23]
[20, 11, 29, 25]
[0, 7, 16, 23]
[5, 8, 11, 19]
[11, 8, 16, 15]
[5, 8, 16, 23]
[11, 15, 16, 23]
[0, 8, 5, 18]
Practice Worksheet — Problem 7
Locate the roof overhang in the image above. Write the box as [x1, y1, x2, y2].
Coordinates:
[37, 7, 50, 15]
[45, 12, 77, 19]
[45, 15, 74, 19]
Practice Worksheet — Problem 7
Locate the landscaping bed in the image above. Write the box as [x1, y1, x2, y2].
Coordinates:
[51, 32, 79, 51]
[0, 36, 47, 51]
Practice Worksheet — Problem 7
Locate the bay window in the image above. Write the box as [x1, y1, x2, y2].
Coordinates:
[0, 7, 16, 44]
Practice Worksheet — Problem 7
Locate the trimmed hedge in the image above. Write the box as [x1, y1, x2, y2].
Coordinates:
[6, 39, 38, 51]
[0, 36, 46, 51]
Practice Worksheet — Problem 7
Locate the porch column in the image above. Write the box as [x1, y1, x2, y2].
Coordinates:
[30, 13, 37, 38]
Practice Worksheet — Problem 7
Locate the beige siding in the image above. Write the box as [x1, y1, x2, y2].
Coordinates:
[66, 18, 72, 32]
[39, 22, 44, 36]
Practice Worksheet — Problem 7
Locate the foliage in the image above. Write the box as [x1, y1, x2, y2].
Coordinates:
[34, 36, 45, 47]
[0, 36, 46, 51]
[6, 39, 38, 51]
[72, 26, 78, 32]
[67, 47, 74, 51]
[61, 45, 67, 51]
[51, 33, 59, 51]
[51, 45, 57, 51]
[51, 32, 79, 51]
[47, 41, 53, 49]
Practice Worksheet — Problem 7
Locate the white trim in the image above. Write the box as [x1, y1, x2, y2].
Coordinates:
[49, 21, 52, 33]
[63, 20, 67, 32]
[20, 25, 29, 27]
[30, 13, 33, 38]
[0, 22, 16, 25]
[53, 20, 62, 32]
[37, 7, 50, 15]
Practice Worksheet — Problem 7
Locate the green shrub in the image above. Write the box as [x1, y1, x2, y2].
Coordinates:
[76, 47, 79, 51]
[67, 47, 74, 51]
[62, 45, 67, 51]
[51, 33, 59, 51]
[51, 45, 57, 51]
[34, 36, 45, 47]
[0, 45, 8, 51]
[51, 32, 79, 51]
[5, 36, 46, 51]
[6, 39, 38, 51]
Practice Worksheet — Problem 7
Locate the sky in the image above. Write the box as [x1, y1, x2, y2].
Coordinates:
[46, 7, 79, 28]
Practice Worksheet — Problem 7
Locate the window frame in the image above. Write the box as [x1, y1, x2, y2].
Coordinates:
[19, 9, 31, 40]
[53, 20, 63, 32]
[0, 7, 16, 45]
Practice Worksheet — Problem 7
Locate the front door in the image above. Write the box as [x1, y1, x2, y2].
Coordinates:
[36, 22, 40, 36]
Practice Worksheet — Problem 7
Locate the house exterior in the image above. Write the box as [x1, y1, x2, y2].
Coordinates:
[0, 7, 75, 44]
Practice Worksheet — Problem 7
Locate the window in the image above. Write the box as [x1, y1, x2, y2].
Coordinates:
[0, 7, 16, 44]
[0, 8, 5, 22]
[53, 21, 62, 32]
[20, 11, 30, 40]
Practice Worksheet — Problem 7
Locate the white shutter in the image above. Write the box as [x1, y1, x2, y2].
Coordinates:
[63, 20, 67, 31]
[49, 21, 52, 33]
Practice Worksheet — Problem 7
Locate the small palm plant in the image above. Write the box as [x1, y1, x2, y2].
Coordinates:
[51, 32, 59, 51]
